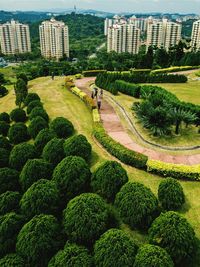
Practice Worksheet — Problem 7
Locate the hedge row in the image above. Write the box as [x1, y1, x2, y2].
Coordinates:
[147, 159, 200, 181]
[82, 70, 106, 77]
[92, 109, 101, 123]
[151, 66, 200, 74]
[93, 124, 148, 170]
[71, 87, 96, 110]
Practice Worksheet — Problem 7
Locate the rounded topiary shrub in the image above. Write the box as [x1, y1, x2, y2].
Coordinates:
[0, 168, 19, 194]
[8, 123, 29, 144]
[24, 93, 40, 106]
[134, 244, 174, 267]
[0, 191, 21, 215]
[48, 242, 93, 267]
[50, 117, 74, 138]
[94, 229, 138, 267]
[29, 107, 49, 122]
[0, 253, 25, 267]
[0, 121, 10, 136]
[9, 143, 36, 171]
[42, 138, 65, 167]
[0, 112, 10, 123]
[91, 161, 128, 202]
[0, 148, 10, 167]
[34, 128, 56, 155]
[158, 178, 185, 211]
[64, 134, 92, 161]
[63, 193, 113, 246]
[0, 136, 12, 150]
[149, 211, 197, 265]
[20, 158, 53, 191]
[0, 212, 24, 257]
[52, 156, 91, 204]
[10, 108, 26, 123]
[114, 182, 159, 230]
[20, 179, 59, 218]
[27, 100, 43, 114]
[16, 214, 63, 267]
[28, 116, 48, 139]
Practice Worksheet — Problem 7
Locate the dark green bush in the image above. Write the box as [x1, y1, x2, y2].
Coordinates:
[115, 182, 159, 230]
[0, 148, 10, 167]
[0, 121, 10, 136]
[16, 214, 63, 267]
[42, 138, 65, 167]
[52, 156, 91, 204]
[0, 168, 19, 194]
[149, 211, 197, 265]
[158, 178, 185, 211]
[94, 229, 138, 267]
[29, 107, 49, 122]
[20, 158, 53, 191]
[9, 143, 36, 171]
[8, 123, 29, 144]
[24, 93, 40, 106]
[48, 242, 93, 267]
[10, 108, 26, 123]
[63, 193, 113, 246]
[64, 134, 92, 161]
[28, 116, 48, 139]
[50, 117, 74, 138]
[0, 253, 25, 267]
[91, 161, 128, 202]
[0, 136, 12, 150]
[34, 128, 56, 155]
[20, 179, 59, 218]
[0, 112, 10, 123]
[0, 85, 8, 97]
[0, 212, 24, 257]
[0, 191, 21, 215]
[27, 100, 43, 114]
[16, 73, 28, 85]
[134, 244, 174, 267]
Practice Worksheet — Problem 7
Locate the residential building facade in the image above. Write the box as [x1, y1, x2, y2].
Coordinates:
[191, 20, 200, 51]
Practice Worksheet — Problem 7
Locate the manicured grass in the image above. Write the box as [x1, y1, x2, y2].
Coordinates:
[0, 66, 17, 84]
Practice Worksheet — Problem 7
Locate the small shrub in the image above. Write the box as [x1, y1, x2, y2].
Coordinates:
[34, 128, 56, 155]
[29, 107, 49, 122]
[8, 123, 29, 144]
[158, 178, 185, 210]
[0, 253, 25, 267]
[48, 242, 93, 267]
[19, 158, 53, 191]
[27, 100, 43, 114]
[94, 229, 138, 267]
[115, 182, 159, 230]
[0, 136, 12, 150]
[0, 112, 10, 123]
[9, 143, 36, 171]
[50, 117, 74, 138]
[0, 121, 10, 136]
[10, 108, 26, 123]
[0, 85, 8, 97]
[0, 168, 19, 194]
[28, 116, 48, 139]
[64, 134, 92, 161]
[91, 161, 128, 202]
[24, 93, 40, 106]
[42, 138, 65, 167]
[0, 148, 10, 167]
[134, 244, 174, 267]
[0, 191, 21, 215]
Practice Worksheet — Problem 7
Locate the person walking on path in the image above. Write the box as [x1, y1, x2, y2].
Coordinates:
[100, 88, 103, 98]
[94, 87, 98, 98]
[97, 94, 102, 110]
[51, 72, 55, 80]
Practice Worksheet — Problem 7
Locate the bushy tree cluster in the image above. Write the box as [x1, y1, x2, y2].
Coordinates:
[0, 121, 10, 136]
[28, 115, 48, 138]
[0, 191, 21, 215]
[0, 148, 10, 167]
[29, 107, 49, 122]
[8, 123, 29, 144]
[10, 108, 26, 123]
[27, 100, 43, 114]
[0, 253, 25, 267]
[0, 85, 8, 97]
[14, 78, 28, 108]
[0, 112, 10, 123]
[0, 136, 12, 150]
[24, 93, 40, 106]
[50, 117, 74, 138]
[34, 128, 56, 154]
[0, 168, 19, 194]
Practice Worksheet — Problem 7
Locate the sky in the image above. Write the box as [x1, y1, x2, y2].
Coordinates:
[0, 0, 200, 14]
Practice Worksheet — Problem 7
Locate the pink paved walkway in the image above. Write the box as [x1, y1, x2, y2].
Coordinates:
[75, 78, 200, 166]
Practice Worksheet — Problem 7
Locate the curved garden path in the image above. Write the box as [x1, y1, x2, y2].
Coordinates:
[75, 77, 200, 166]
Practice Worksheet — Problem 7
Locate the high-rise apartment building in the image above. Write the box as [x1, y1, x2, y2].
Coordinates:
[191, 20, 200, 51]
[107, 24, 140, 54]
[146, 19, 182, 51]
[0, 20, 31, 55]
[39, 18, 69, 60]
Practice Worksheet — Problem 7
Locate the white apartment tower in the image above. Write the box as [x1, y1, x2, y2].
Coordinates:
[146, 19, 181, 51]
[39, 18, 69, 60]
[191, 20, 200, 51]
[0, 20, 31, 55]
[107, 24, 140, 54]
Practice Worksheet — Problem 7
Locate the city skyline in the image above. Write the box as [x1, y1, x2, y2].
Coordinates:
[0, 0, 200, 14]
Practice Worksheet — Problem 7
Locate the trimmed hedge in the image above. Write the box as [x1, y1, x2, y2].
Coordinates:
[50, 117, 74, 139]
[0, 112, 10, 123]
[10, 108, 26, 123]
[29, 107, 49, 122]
[0, 191, 21, 215]
[70, 86, 96, 110]
[92, 109, 101, 122]
[8, 123, 30, 144]
[0, 121, 10, 136]
[147, 159, 200, 180]
[93, 125, 148, 170]
[151, 66, 199, 74]
[28, 116, 48, 139]
[27, 100, 43, 114]
[0, 148, 10, 167]
[0, 168, 19, 194]
[82, 70, 106, 77]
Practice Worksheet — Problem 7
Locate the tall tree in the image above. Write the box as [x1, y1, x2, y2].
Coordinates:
[14, 78, 28, 108]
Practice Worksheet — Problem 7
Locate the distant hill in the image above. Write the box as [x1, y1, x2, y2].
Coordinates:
[0, 10, 50, 23]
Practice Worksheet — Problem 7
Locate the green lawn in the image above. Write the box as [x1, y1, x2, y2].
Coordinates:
[0, 66, 17, 84]
[1, 76, 200, 266]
